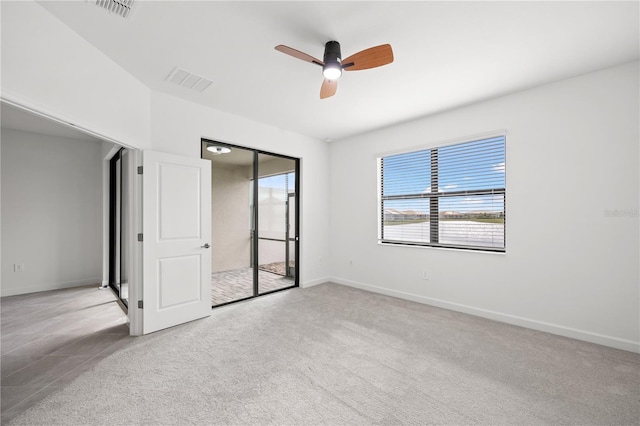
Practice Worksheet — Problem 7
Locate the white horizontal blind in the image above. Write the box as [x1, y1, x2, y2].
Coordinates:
[380, 135, 505, 251]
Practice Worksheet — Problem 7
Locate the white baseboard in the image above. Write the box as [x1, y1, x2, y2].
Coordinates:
[300, 277, 332, 289]
[1, 278, 103, 297]
[329, 277, 640, 354]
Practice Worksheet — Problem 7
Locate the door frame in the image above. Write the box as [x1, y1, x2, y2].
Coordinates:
[107, 147, 143, 335]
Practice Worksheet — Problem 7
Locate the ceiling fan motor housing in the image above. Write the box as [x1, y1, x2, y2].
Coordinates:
[323, 41, 342, 79]
[324, 41, 342, 65]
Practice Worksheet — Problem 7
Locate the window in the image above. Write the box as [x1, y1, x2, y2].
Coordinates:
[379, 135, 505, 252]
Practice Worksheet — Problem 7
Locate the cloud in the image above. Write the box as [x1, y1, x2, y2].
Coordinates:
[460, 195, 504, 207]
[463, 197, 484, 205]
[424, 186, 443, 193]
[493, 162, 505, 173]
[443, 184, 458, 190]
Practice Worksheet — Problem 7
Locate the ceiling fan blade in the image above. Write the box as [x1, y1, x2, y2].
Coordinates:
[320, 78, 337, 99]
[275, 45, 324, 66]
[342, 44, 393, 71]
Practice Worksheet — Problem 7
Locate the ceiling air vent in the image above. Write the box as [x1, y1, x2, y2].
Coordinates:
[95, 0, 135, 19]
[165, 67, 213, 93]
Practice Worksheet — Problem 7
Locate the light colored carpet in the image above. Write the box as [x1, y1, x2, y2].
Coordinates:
[7, 283, 640, 425]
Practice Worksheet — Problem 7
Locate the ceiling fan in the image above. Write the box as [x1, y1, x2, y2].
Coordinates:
[275, 41, 394, 99]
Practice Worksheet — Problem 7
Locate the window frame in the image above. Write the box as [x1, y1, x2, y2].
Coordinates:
[378, 133, 506, 253]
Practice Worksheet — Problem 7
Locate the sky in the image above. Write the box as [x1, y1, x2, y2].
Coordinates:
[257, 172, 295, 201]
[382, 136, 505, 213]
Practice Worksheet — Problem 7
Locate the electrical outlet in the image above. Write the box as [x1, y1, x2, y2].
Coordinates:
[422, 271, 429, 280]
[14, 263, 24, 272]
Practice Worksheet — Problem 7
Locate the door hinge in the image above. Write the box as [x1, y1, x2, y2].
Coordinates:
[137, 233, 143, 242]
[138, 300, 143, 309]
[137, 166, 143, 175]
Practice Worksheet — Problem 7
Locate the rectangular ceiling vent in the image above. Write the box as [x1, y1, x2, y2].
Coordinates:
[165, 67, 213, 93]
[95, 0, 135, 19]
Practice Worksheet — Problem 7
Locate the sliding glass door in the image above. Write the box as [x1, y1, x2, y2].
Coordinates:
[202, 140, 299, 307]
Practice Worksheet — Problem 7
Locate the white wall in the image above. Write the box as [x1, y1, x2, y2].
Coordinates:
[150, 91, 331, 286]
[1, 128, 103, 296]
[0, 0, 331, 295]
[4, 0, 635, 351]
[0, 1, 150, 149]
[329, 61, 640, 352]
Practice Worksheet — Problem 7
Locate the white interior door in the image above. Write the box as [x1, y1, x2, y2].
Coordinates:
[142, 150, 211, 334]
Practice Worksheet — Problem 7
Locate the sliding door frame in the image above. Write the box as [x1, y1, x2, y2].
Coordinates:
[201, 139, 300, 306]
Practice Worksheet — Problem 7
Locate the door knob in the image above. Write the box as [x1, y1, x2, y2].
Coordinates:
[202, 243, 210, 249]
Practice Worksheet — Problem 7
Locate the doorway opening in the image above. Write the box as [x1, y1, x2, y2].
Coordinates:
[201, 140, 300, 307]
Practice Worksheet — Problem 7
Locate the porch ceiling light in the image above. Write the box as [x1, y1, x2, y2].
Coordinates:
[207, 146, 231, 155]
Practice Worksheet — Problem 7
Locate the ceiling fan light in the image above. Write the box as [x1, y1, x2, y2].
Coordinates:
[322, 64, 342, 80]
[206, 146, 231, 155]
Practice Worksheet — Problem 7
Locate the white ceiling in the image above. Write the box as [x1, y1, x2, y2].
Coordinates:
[15, 1, 640, 141]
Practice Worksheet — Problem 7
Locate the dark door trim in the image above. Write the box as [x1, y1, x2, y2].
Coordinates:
[108, 148, 128, 308]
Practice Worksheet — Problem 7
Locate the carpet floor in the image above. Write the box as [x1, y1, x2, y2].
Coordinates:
[7, 283, 639, 425]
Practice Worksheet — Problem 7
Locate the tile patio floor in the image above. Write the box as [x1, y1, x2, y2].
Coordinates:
[211, 267, 294, 306]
